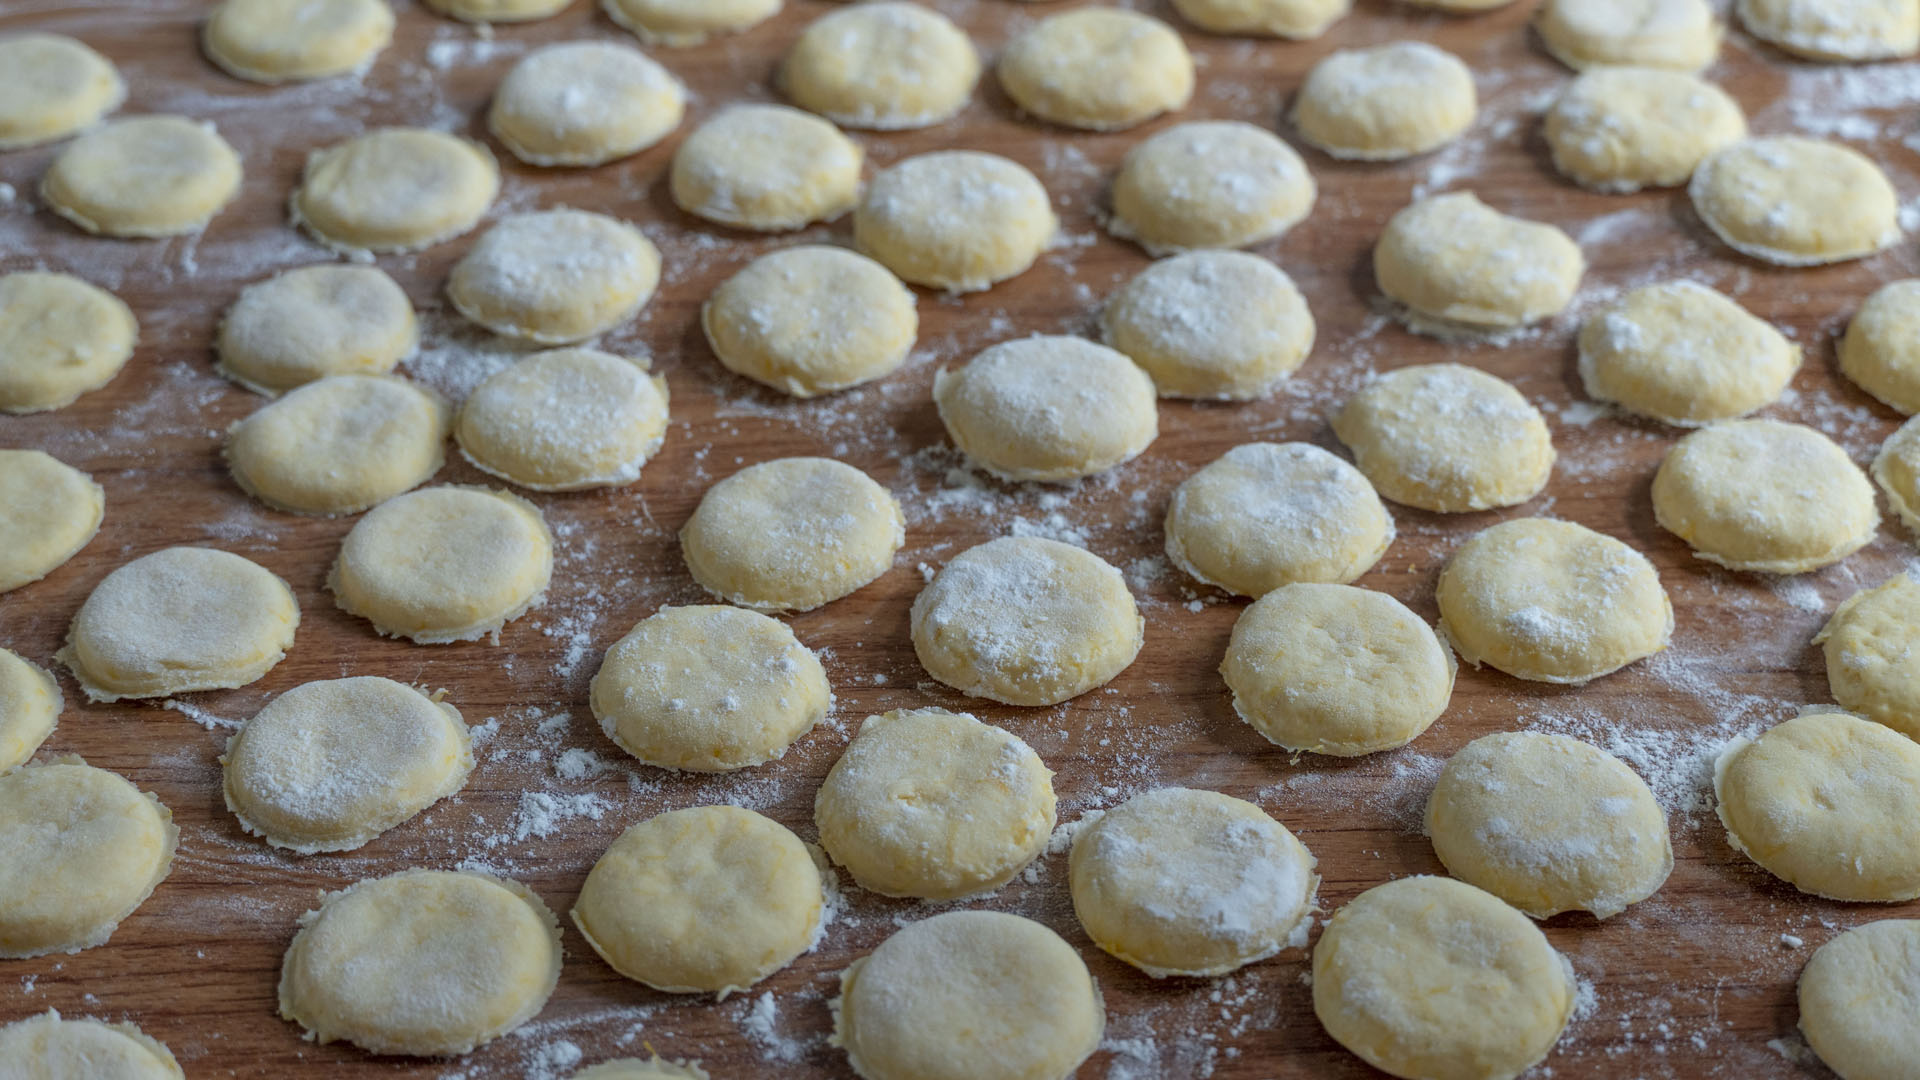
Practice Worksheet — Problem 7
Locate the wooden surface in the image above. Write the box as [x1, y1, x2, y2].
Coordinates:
[3, 0, 1918, 1076]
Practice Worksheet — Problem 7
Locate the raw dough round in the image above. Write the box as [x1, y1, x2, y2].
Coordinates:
[0, 1011, 183, 1078]
[1401, 0, 1518, 8]
[448, 209, 661, 344]
[703, 245, 917, 397]
[488, 41, 685, 167]
[203, 0, 394, 83]
[1876, 414, 1920, 536]
[222, 677, 472, 853]
[1841, 279, 1920, 415]
[1332, 363, 1555, 513]
[329, 485, 553, 644]
[1373, 192, 1583, 333]
[589, 604, 830, 772]
[1690, 136, 1900, 266]
[1165, 442, 1393, 596]
[0, 449, 103, 592]
[1172, 0, 1351, 37]
[1070, 787, 1318, 977]
[816, 708, 1055, 900]
[1222, 583, 1455, 756]
[854, 150, 1056, 292]
[216, 265, 416, 395]
[0, 271, 137, 414]
[1312, 876, 1575, 1080]
[1798, 920, 1920, 1080]
[293, 128, 500, 254]
[604, 0, 780, 46]
[225, 374, 449, 515]
[780, 2, 979, 130]
[1534, 0, 1722, 69]
[573, 805, 827, 994]
[1714, 711, 1920, 901]
[1544, 67, 1745, 192]
[278, 869, 561, 1056]
[934, 336, 1157, 482]
[0, 760, 176, 958]
[911, 536, 1143, 706]
[833, 911, 1104, 1080]
[60, 547, 300, 702]
[1107, 120, 1316, 255]
[575, 1060, 709, 1080]
[422, 0, 572, 23]
[1652, 419, 1878, 573]
[1817, 573, 1920, 740]
[670, 104, 861, 232]
[997, 7, 1193, 131]
[1577, 280, 1796, 425]
[455, 348, 669, 491]
[0, 34, 124, 150]
[0, 649, 59, 773]
[1291, 42, 1476, 161]
[1738, 0, 1920, 60]
[1100, 250, 1314, 400]
[42, 115, 240, 237]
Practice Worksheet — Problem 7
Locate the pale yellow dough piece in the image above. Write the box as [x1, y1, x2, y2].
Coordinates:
[0, 760, 177, 959]
[1841, 279, 1920, 415]
[1402, 0, 1516, 8]
[225, 374, 449, 515]
[1876, 414, 1920, 536]
[1652, 419, 1878, 573]
[573, 805, 827, 994]
[998, 7, 1192, 131]
[0, 271, 137, 414]
[1544, 67, 1745, 193]
[1690, 136, 1900, 266]
[1070, 787, 1318, 978]
[1222, 583, 1455, 756]
[1577, 280, 1796, 425]
[604, 0, 780, 46]
[1312, 876, 1575, 1080]
[42, 116, 240, 237]
[216, 265, 416, 395]
[1714, 711, 1920, 901]
[222, 677, 472, 853]
[1373, 192, 1583, 333]
[670, 104, 861, 232]
[1173, 0, 1351, 38]
[0, 1010, 183, 1079]
[488, 41, 685, 167]
[203, 0, 394, 83]
[424, 0, 572, 23]
[781, 2, 979, 130]
[573, 1058, 709, 1080]
[1535, 0, 1722, 70]
[854, 151, 1056, 292]
[1738, 0, 1920, 60]
[0, 649, 60, 773]
[0, 450, 104, 593]
[1101, 251, 1314, 400]
[278, 869, 562, 1055]
[816, 708, 1055, 900]
[1108, 121, 1316, 255]
[59, 547, 300, 702]
[1291, 42, 1476, 161]
[934, 336, 1157, 482]
[1332, 363, 1555, 513]
[832, 911, 1104, 1080]
[590, 604, 829, 772]
[456, 348, 669, 491]
[329, 485, 553, 643]
[1817, 573, 1920, 740]
[1798, 920, 1920, 1080]
[293, 128, 500, 254]
[703, 246, 917, 397]
[0, 34, 125, 150]
[911, 536, 1143, 706]
[448, 209, 661, 344]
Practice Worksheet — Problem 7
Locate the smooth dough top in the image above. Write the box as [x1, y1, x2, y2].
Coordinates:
[1332, 363, 1555, 513]
[293, 127, 500, 253]
[1797, 920, 1920, 1080]
[488, 40, 685, 167]
[0, 271, 138, 415]
[997, 7, 1193, 131]
[203, 0, 395, 83]
[1817, 572, 1920, 741]
[456, 348, 669, 491]
[0, 449, 104, 593]
[853, 150, 1057, 292]
[1291, 41, 1477, 161]
[422, 0, 574, 23]
[1841, 278, 1920, 415]
[1172, 0, 1352, 38]
[216, 264, 416, 395]
[1689, 136, 1900, 266]
[1544, 66, 1746, 193]
[934, 336, 1157, 482]
[1373, 192, 1583, 332]
[0, 34, 125, 150]
[669, 103, 863, 232]
[448, 209, 661, 344]
[603, 0, 781, 46]
[780, 2, 980, 130]
[1877, 414, 1920, 537]
[1107, 120, 1317, 255]
[224, 373, 450, 516]
[1100, 250, 1315, 401]
[0, 1011, 183, 1079]
[702, 245, 917, 398]
[1577, 280, 1796, 425]
[1535, 0, 1721, 69]
[1737, 0, 1920, 60]
[0, 648, 61, 774]
[41, 115, 241, 237]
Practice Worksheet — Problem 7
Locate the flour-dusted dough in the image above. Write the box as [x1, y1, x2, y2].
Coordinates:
[42, 116, 240, 237]
[0, 649, 60, 774]
[1107, 121, 1316, 255]
[217, 265, 416, 395]
[1738, 0, 1920, 59]
[590, 604, 830, 772]
[1690, 136, 1900, 266]
[1402, 0, 1519, 8]
[456, 348, 669, 491]
[1373, 193, 1583, 334]
[1818, 573, 1920, 740]
[203, 0, 394, 83]
[0, 450, 104, 593]
[424, 0, 572, 23]
[1332, 364, 1555, 513]
[1577, 281, 1796, 425]
[817, 708, 1055, 900]
[703, 246, 916, 397]
[0, 34, 124, 150]
[1653, 419, 1878, 573]
[832, 910, 1104, 1080]
[670, 104, 861, 232]
[1070, 787, 1318, 978]
[223, 677, 472, 853]
[574, 1059, 709, 1080]
[60, 547, 300, 702]
[681, 457, 902, 612]
[226, 374, 449, 515]
[1714, 711, 1920, 901]
[279, 869, 562, 1055]
[0, 760, 176, 958]
[1798, 920, 1920, 1080]
[1544, 67, 1745, 192]
[1535, 0, 1722, 69]
[1291, 42, 1476, 161]
[998, 7, 1192, 131]
[0, 1010, 184, 1078]
[448, 209, 661, 344]
[605, 0, 780, 45]
[855, 154, 1055, 293]
[1842, 279, 1920, 415]
[934, 336, 1157, 482]
[0, 271, 137, 414]
[1876, 414, 1920, 536]
[293, 128, 500, 254]
[781, 2, 979, 130]
[1101, 251, 1314, 400]
[489, 41, 685, 167]
[1173, 0, 1351, 37]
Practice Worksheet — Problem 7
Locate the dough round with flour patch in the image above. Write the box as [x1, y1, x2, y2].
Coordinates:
[294, 128, 499, 254]
[488, 41, 685, 167]
[670, 104, 861, 232]
[42, 116, 240, 237]
[0, 760, 176, 959]
[0, 649, 60, 773]
[60, 547, 299, 702]
[1374, 192, 1583, 333]
[0, 1011, 183, 1078]
[203, 0, 394, 83]
[0, 271, 137, 414]
[423, 0, 571, 22]
[1842, 279, 1920, 415]
[934, 336, 1157, 482]
[456, 348, 669, 491]
[575, 1060, 709, 1080]
[1738, 0, 1920, 60]
[590, 604, 829, 772]
[998, 7, 1192, 131]
[0, 34, 124, 150]
[217, 265, 416, 395]
[0, 450, 103, 593]
[1535, 0, 1721, 69]
[1798, 920, 1920, 1080]
[1173, 0, 1350, 37]
[604, 0, 779, 45]
[1653, 420, 1878, 573]
[1817, 573, 1920, 740]
[1577, 280, 1796, 425]
[1108, 121, 1316, 255]
[781, 2, 978, 130]
[817, 708, 1055, 900]
[1690, 137, 1899, 266]
[1070, 787, 1318, 978]
[226, 375, 449, 515]
[703, 246, 916, 398]
[279, 869, 561, 1056]
[448, 209, 660, 344]
[1544, 67, 1745, 193]
[1332, 363, 1554, 513]
[854, 150, 1055, 292]
[1291, 42, 1476, 161]
[1876, 414, 1920, 537]
[680, 457, 903, 612]
[1101, 251, 1314, 401]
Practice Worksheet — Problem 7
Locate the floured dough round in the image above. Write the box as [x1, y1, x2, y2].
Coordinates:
[911, 536, 1143, 706]
[1291, 42, 1476, 161]
[1172, 0, 1351, 37]
[0, 34, 124, 150]
[1714, 711, 1920, 901]
[225, 374, 449, 515]
[1535, 0, 1721, 69]
[590, 604, 829, 772]
[1222, 583, 1454, 756]
[1402, 0, 1519, 8]
[279, 869, 561, 1056]
[1070, 787, 1318, 978]
[422, 0, 572, 23]
[203, 0, 394, 83]
[854, 150, 1055, 292]
[293, 128, 500, 253]
[1332, 363, 1555, 513]
[1653, 419, 1878, 573]
[1875, 414, 1920, 536]
[1544, 67, 1745, 192]
[448, 209, 661, 344]
[0, 1010, 183, 1078]
[604, 0, 780, 46]
[456, 348, 668, 491]
[1798, 920, 1920, 1080]
[934, 336, 1157, 482]
[1107, 120, 1316, 255]
[0, 449, 103, 593]
[670, 104, 861, 232]
[781, 2, 979, 130]
[816, 708, 1055, 900]
[223, 677, 472, 853]
[575, 1059, 709, 1080]
[703, 246, 916, 397]
[833, 911, 1104, 1080]
[1817, 573, 1920, 740]
[1842, 279, 1920, 415]
[1690, 136, 1900, 266]
[997, 7, 1192, 131]
[0, 271, 137, 413]
[1374, 192, 1583, 333]
[217, 265, 416, 395]
[489, 41, 685, 167]
[1738, 0, 1920, 60]
[0, 649, 60, 773]
[1101, 251, 1314, 400]
[60, 547, 300, 702]
[1577, 280, 1796, 425]
[42, 116, 240, 237]
[0, 760, 176, 958]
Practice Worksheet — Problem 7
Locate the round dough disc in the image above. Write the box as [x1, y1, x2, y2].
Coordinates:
[216, 265, 416, 395]
[1842, 278, 1920, 415]
[996, 7, 1193, 131]
[1798, 920, 1920, 1080]
[422, 0, 572, 23]
[853, 150, 1057, 292]
[0, 648, 60, 773]
[1738, 0, 1920, 60]
[1875, 414, 1920, 537]
[1332, 363, 1555, 513]
[669, 104, 862, 232]
[576, 1057, 709, 1080]
[1373, 192, 1584, 333]
[0, 449, 103, 593]
[0, 33, 125, 150]
[1101, 250, 1314, 400]
[42, 115, 240, 237]
[0, 271, 137, 414]
[1577, 280, 1796, 425]
[455, 347, 669, 491]
[1291, 41, 1476, 161]
[934, 336, 1157, 482]
[702, 245, 917, 398]
[0, 1011, 182, 1078]
[780, 2, 979, 130]
[1817, 572, 1920, 741]
[1108, 120, 1316, 255]
[1172, 0, 1351, 38]
[293, 127, 500, 254]
[488, 41, 685, 167]
[225, 374, 449, 515]
[448, 209, 661, 344]
[1544, 67, 1745, 192]
[203, 0, 394, 83]
[1690, 136, 1900, 266]
[604, 0, 781, 46]
[1534, 0, 1722, 69]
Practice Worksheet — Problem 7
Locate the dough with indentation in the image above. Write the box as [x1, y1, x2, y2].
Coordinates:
[1535, 0, 1721, 69]
[670, 104, 861, 232]
[448, 209, 661, 344]
[703, 246, 917, 397]
[854, 150, 1056, 292]
[604, 0, 780, 45]
[1333, 363, 1554, 513]
[997, 7, 1192, 131]
[0, 649, 59, 774]
[1817, 573, 1920, 741]
[1876, 414, 1920, 537]
[424, 0, 572, 23]
[1373, 192, 1583, 334]
[225, 374, 449, 515]
[203, 0, 394, 83]
[1797, 919, 1920, 1080]
[1738, 0, 1920, 60]
[1108, 120, 1316, 255]
[217, 265, 416, 395]
[1101, 250, 1314, 400]
[1578, 280, 1795, 424]
[781, 2, 978, 130]
[456, 348, 668, 491]
[1544, 67, 1745, 192]
[1842, 279, 1920, 415]
[0, 34, 124, 150]
[1173, 0, 1351, 37]
[42, 116, 240, 237]
[1690, 136, 1900, 266]
[489, 41, 685, 167]
[1291, 42, 1476, 161]
[0, 1010, 183, 1078]
[293, 128, 499, 254]
[0, 450, 103, 593]
[935, 336, 1156, 482]
[0, 271, 137, 414]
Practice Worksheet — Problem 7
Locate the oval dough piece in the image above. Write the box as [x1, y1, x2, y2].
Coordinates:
[448, 209, 660, 344]
[1101, 250, 1314, 400]
[854, 150, 1055, 292]
[934, 336, 1157, 482]
[1332, 363, 1555, 513]
[0, 1010, 182, 1078]
[1798, 920, 1920, 1080]
[278, 869, 561, 1056]
[997, 7, 1192, 131]
[226, 374, 449, 515]
[0, 760, 176, 958]
[1108, 120, 1316, 255]
[604, 0, 780, 46]
[1291, 42, 1476, 161]
[216, 265, 416, 395]
[1817, 573, 1920, 740]
[1577, 280, 1796, 424]
[203, 0, 394, 83]
[456, 348, 668, 491]
[489, 41, 685, 167]
[0, 649, 60, 774]
[1876, 414, 1920, 537]
[911, 536, 1143, 706]
[575, 1059, 709, 1080]
[1402, 0, 1518, 8]
[1070, 787, 1318, 977]
[1841, 279, 1920, 415]
[780, 2, 978, 130]
[423, 0, 573, 23]
[42, 115, 240, 237]
[0, 34, 124, 150]
[1738, 0, 1920, 60]
[293, 128, 500, 254]
[670, 104, 860, 232]
[703, 246, 916, 397]
[1534, 0, 1722, 69]
[1652, 419, 1878, 573]
[1374, 192, 1583, 334]
[0, 271, 137, 414]
[1544, 67, 1745, 192]
[1172, 0, 1351, 37]
[1690, 136, 1899, 266]
[0, 449, 103, 593]
[59, 547, 300, 703]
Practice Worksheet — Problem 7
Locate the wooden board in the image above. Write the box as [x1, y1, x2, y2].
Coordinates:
[3, 0, 1917, 1076]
